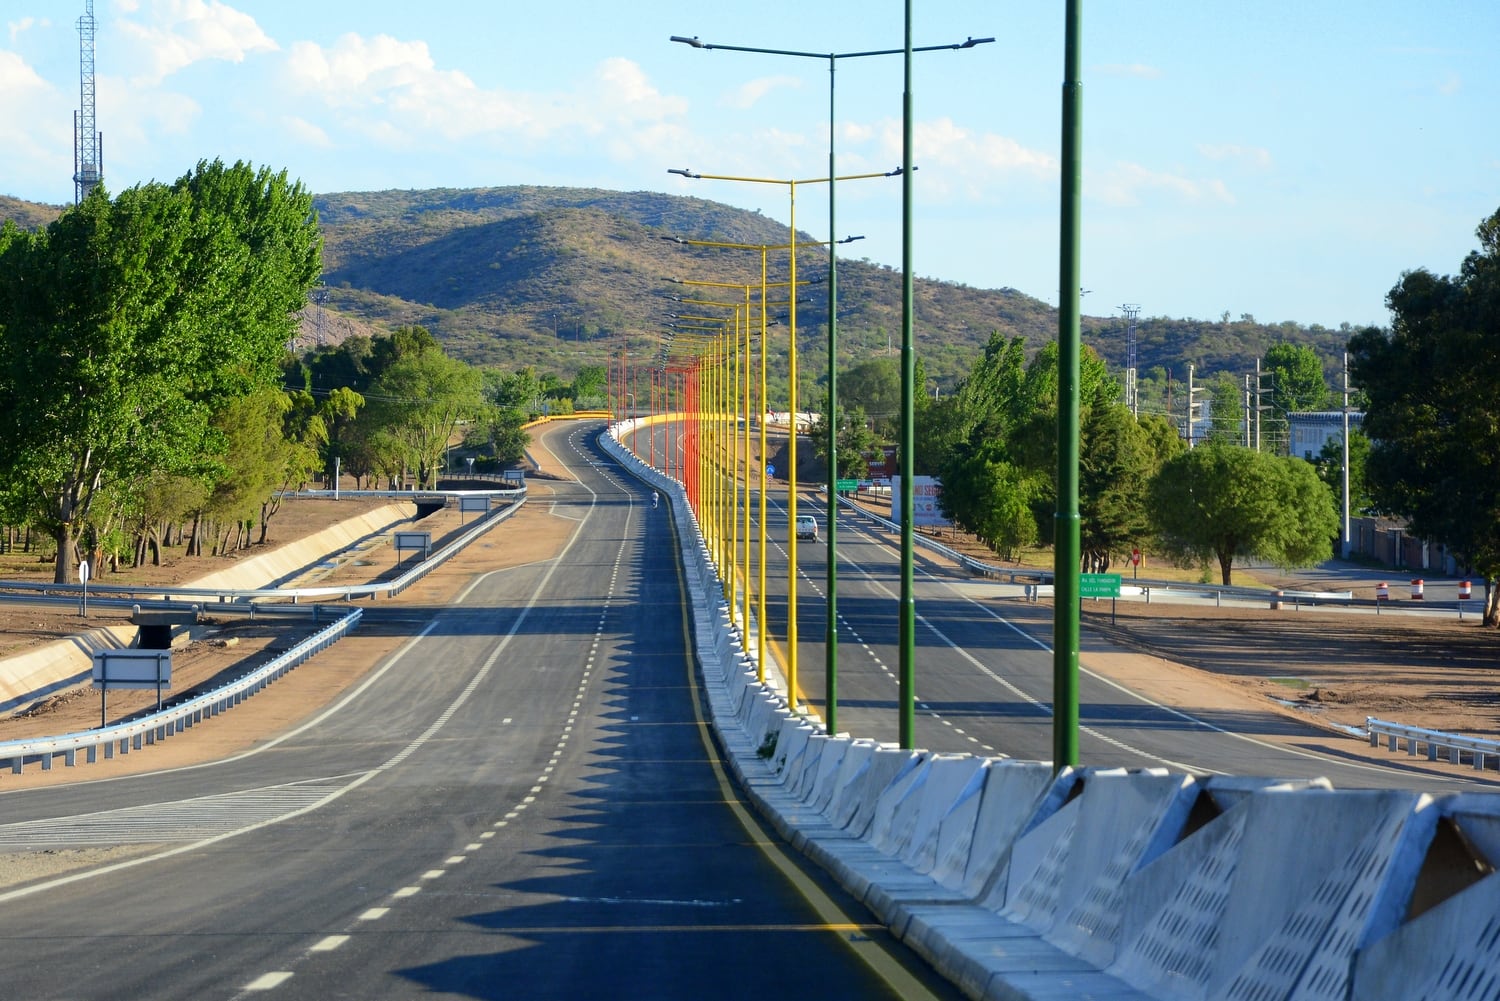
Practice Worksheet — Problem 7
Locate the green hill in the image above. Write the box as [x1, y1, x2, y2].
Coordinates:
[4, 184, 1368, 391]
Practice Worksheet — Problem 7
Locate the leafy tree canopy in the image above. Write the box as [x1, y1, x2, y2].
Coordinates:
[1149, 442, 1338, 584]
[1349, 205, 1500, 622]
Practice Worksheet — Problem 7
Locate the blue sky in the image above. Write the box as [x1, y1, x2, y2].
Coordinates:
[3, 2, 1496, 330]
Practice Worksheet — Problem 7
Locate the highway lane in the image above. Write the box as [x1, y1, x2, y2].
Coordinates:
[624, 419, 1489, 792]
[0, 421, 962, 1001]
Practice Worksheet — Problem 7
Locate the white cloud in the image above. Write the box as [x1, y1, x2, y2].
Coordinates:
[282, 115, 331, 149]
[1092, 161, 1236, 207]
[8, 17, 49, 44]
[722, 74, 802, 110]
[0, 50, 68, 185]
[1094, 63, 1163, 80]
[878, 116, 1055, 180]
[282, 34, 686, 164]
[1197, 143, 1273, 169]
[1437, 71, 1461, 95]
[117, 0, 277, 85]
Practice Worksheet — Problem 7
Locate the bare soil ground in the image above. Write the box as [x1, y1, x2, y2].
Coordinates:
[0, 428, 579, 790]
[845, 490, 1500, 751]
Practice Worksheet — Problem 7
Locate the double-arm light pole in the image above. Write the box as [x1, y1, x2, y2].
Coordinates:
[671, 32, 989, 739]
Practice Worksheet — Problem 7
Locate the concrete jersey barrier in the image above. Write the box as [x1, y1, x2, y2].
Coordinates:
[599, 418, 1500, 1001]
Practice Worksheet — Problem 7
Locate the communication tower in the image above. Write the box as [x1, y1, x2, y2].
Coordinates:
[1120, 304, 1140, 416]
[73, 1, 103, 203]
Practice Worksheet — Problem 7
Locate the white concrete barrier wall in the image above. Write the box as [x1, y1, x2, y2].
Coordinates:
[600, 420, 1498, 1001]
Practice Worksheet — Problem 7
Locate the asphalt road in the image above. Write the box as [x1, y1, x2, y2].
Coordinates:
[0, 422, 963, 1001]
[620, 419, 1489, 795]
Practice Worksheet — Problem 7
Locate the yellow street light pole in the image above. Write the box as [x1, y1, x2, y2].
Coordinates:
[668, 271, 796, 689]
[668, 169, 889, 715]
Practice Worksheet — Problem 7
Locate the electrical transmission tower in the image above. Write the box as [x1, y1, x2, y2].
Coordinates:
[73, 1, 103, 204]
[1120, 303, 1140, 416]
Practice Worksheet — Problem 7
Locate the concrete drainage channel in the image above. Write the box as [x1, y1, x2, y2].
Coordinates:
[603, 418, 1500, 1001]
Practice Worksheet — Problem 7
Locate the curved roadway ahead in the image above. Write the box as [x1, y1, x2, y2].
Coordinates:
[0, 422, 962, 1001]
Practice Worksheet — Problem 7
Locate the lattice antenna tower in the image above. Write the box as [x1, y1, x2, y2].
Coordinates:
[1120, 304, 1140, 416]
[73, 0, 103, 204]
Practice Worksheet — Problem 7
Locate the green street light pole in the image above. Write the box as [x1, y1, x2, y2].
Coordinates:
[1054, 0, 1083, 769]
[671, 29, 990, 739]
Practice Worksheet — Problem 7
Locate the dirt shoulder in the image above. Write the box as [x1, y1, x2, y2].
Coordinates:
[5, 436, 1498, 792]
[0, 471, 578, 791]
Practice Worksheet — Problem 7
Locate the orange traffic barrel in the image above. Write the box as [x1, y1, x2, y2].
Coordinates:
[1459, 580, 1472, 600]
[1410, 578, 1424, 600]
[1376, 582, 1389, 601]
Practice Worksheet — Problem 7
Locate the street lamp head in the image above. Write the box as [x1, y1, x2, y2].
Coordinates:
[669, 35, 707, 48]
[660, 235, 690, 244]
[837, 235, 865, 244]
[884, 165, 917, 177]
[958, 36, 996, 48]
[667, 168, 702, 179]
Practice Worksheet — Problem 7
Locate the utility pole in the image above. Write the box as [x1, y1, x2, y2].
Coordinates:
[1186, 364, 1202, 448]
[1342, 352, 1353, 558]
[1120, 304, 1140, 417]
[73, 1, 103, 203]
[1243, 373, 1252, 447]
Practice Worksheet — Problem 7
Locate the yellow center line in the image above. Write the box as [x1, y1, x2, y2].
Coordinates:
[671, 523, 944, 1001]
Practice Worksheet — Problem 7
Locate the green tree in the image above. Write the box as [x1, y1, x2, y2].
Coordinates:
[1079, 404, 1157, 571]
[1313, 426, 1372, 523]
[840, 357, 902, 437]
[1207, 372, 1245, 444]
[938, 441, 1040, 560]
[809, 402, 877, 480]
[362, 349, 485, 487]
[1149, 442, 1338, 584]
[0, 164, 320, 581]
[1260, 342, 1330, 453]
[1349, 206, 1500, 622]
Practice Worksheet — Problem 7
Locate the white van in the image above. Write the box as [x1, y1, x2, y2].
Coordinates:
[795, 514, 818, 541]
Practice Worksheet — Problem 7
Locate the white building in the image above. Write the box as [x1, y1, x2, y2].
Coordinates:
[1288, 411, 1365, 461]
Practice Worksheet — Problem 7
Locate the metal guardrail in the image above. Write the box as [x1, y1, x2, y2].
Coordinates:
[0, 491, 528, 774]
[833, 494, 1495, 616]
[1366, 717, 1500, 771]
[833, 494, 1050, 585]
[2, 608, 362, 775]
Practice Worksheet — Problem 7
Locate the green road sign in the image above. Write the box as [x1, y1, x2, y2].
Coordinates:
[1079, 573, 1122, 599]
[835, 479, 859, 492]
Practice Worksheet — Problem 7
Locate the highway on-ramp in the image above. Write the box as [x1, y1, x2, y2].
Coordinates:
[0, 422, 962, 1001]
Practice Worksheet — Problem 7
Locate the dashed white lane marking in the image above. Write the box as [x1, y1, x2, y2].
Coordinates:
[244, 973, 293, 991]
[241, 428, 647, 996]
